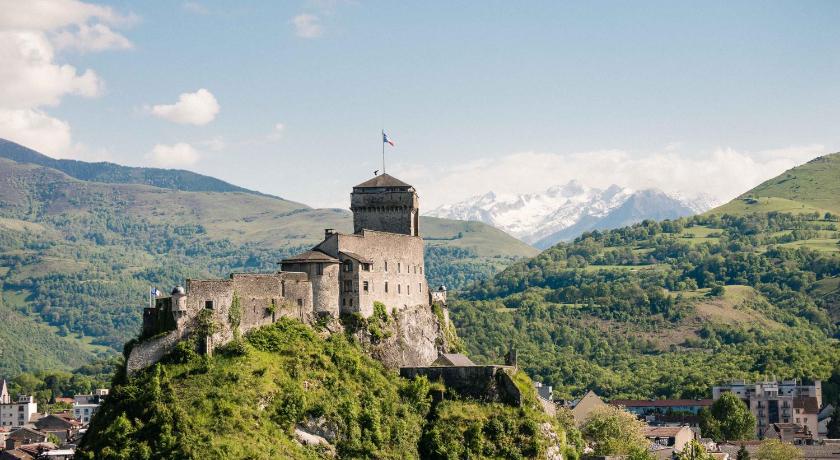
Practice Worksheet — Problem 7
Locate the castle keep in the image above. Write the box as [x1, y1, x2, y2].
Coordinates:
[129, 174, 448, 374]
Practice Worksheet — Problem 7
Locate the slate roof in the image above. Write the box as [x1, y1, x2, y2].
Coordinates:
[340, 251, 372, 264]
[281, 250, 339, 264]
[433, 353, 475, 367]
[354, 173, 412, 189]
[612, 399, 713, 408]
[643, 426, 690, 437]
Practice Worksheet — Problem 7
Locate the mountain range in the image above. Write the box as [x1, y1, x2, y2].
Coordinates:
[427, 181, 720, 248]
[0, 139, 535, 376]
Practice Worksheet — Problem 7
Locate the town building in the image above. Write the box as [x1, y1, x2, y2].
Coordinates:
[643, 425, 696, 453]
[129, 174, 449, 375]
[0, 382, 37, 429]
[712, 379, 822, 438]
[72, 389, 108, 424]
[34, 413, 81, 443]
[610, 398, 713, 426]
[569, 391, 609, 426]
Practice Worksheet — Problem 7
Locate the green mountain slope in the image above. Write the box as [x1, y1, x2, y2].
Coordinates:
[710, 152, 840, 215]
[0, 138, 285, 198]
[452, 211, 840, 400]
[77, 319, 562, 459]
[0, 152, 533, 376]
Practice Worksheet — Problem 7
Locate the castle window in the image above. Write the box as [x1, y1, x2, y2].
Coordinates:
[363, 281, 369, 292]
[385, 282, 389, 293]
[297, 298, 303, 307]
[419, 283, 422, 292]
[204, 300, 214, 310]
[343, 260, 353, 272]
[343, 280, 353, 292]
[384, 261, 388, 272]
[398, 263, 401, 273]
[398, 284, 401, 294]
[414, 265, 417, 274]
[420, 267, 423, 275]
[342, 298, 346, 307]
[316, 263, 323, 275]
[281, 282, 285, 297]
[362, 263, 371, 271]
[407, 285, 410, 295]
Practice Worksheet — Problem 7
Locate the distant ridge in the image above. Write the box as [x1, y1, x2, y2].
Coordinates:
[709, 151, 840, 216]
[0, 138, 296, 202]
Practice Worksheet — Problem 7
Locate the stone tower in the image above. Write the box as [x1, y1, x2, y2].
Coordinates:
[350, 174, 419, 236]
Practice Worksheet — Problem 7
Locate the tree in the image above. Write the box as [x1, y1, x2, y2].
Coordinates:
[736, 444, 750, 460]
[827, 405, 840, 438]
[700, 393, 756, 441]
[755, 439, 802, 460]
[677, 440, 714, 460]
[581, 406, 649, 456]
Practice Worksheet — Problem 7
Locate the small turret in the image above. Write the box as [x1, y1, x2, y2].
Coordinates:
[171, 285, 187, 312]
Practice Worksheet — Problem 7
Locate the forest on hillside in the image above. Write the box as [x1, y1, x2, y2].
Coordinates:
[451, 212, 840, 405]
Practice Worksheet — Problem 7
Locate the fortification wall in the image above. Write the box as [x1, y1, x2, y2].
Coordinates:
[399, 365, 521, 405]
[126, 329, 184, 375]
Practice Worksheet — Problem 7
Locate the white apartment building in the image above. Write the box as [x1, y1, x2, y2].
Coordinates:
[713, 379, 822, 438]
[0, 380, 38, 428]
[73, 388, 109, 424]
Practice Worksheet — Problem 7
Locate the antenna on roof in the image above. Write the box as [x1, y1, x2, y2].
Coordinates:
[374, 169, 379, 176]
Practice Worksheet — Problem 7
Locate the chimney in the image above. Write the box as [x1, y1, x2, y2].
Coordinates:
[324, 228, 335, 239]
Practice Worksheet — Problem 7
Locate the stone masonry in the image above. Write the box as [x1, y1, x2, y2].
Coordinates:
[128, 173, 449, 374]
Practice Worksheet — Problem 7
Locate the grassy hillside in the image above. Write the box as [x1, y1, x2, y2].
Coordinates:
[452, 211, 840, 401]
[0, 156, 533, 376]
[77, 319, 562, 459]
[710, 152, 840, 215]
[0, 138, 281, 198]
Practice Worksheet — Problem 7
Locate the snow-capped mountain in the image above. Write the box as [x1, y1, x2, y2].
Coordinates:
[426, 181, 720, 249]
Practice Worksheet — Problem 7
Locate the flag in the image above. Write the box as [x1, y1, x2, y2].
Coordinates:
[383, 131, 395, 146]
[151, 287, 161, 297]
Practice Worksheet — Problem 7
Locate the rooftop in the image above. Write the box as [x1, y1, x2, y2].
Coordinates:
[281, 249, 339, 264]
[643, 426, 691, 437]
[611, 399, 714, 408]
[353, 173, 413, 189]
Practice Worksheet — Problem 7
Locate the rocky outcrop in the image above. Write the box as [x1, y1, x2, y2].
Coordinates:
[350, 303, 454, 368]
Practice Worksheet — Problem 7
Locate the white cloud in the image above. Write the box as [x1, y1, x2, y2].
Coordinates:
[0, 0, 131, 30]
[53, 23, 133, 52]
[292, 14, 322, 38]
[0, 108, 73, 155]
[146, 143, 200, 168]
[393, 145, 827, 209]
[0, 0, 133, 159]
[149, 89, 220, 126]
[0, 30, 102, 108]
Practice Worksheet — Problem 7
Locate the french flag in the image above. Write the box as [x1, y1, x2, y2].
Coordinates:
[383, 131, 395, 146]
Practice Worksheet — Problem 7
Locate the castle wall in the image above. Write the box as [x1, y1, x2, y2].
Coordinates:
[399, 365, 522, 405]
[351, 190, 419, 236]
[282, 261, 339, 317]
[321, 230, 428, 317]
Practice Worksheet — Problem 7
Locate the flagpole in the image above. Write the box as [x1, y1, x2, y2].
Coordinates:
[381, 129, 385, 174]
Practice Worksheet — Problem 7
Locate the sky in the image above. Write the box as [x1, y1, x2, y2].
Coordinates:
[1, 1, 840, 209]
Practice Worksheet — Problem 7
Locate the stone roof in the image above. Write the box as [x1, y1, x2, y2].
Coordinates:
[353, 173, 412, 189]
[281, 250, 339, 264]
[339, 251, 372, 264]
[433, 353, 475, 367]
[612, 399, 713, 408]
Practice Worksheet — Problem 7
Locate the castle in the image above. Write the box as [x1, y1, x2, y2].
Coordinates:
[129, 174, 448, 374]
